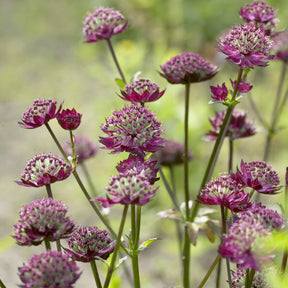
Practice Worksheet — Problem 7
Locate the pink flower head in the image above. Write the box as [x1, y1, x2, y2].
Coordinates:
[230, 79, 253, 93]
[198, 175, 251, 212]
[57, 108, 82, 131]
[231, 268, 268, 288]
[233, 160, 282, 194]
[18, 250, 81, 288]
[64, 226, 115, 262]
[95, 170, 158, 207]
[63, 135, 98, 164]
[272, 32, 288, 64]
[160, 52, 218, 84]
[219, 216, 273, 270]
[203, 109, 256, 141]
[116, 154, 159, 185]
[13, 198, 75, 246]
[83, 7, 127, 43]
[120, 78, 165, 104]
[16, 153, 73, 187]
[218, 24, 273, 69]
[19, 99, 61, 129]
[210, 83, 228, 101]
[153, 139, 193, 166]
[100, 104, 164, 157]
[240, 0, 279, 36]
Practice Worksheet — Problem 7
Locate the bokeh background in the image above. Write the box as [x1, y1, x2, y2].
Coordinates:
[1, 0, 288, 287]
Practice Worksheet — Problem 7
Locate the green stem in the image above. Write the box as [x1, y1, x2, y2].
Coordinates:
[69, 130, 77, 168]
[0, 279, 7, 288]
[44, 238, 51, 250]
[190, 68, 243, 222]
[228, 138, 233, 173]
[216, 257, 222, 288]
[183, 225, 191, 288]
[169, 165, 176, 194]
[106, 38, 126, 84]
[45, 184, 53, 198]
[245, 269, 255, 288]
[103, 205, 129, 288]
[197, 254, 221, 288]
[81, 162, 98, 197]
[90, 260, 102, 288]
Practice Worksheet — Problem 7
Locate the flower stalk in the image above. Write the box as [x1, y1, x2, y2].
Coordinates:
[90, 260, 102, 288]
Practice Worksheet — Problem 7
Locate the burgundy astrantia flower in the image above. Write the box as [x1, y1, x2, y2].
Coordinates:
[57, 108, 82, 131]
[210, 83, 228, 102]
[63, 135, 98, 164]
[95, 171, 158, 207]
[153, 139, 193, 166]
[120, 78, 165, 104]
[233, 160, 282, 194]
[219, 217, 273, 270]
[203, 109, 256, 141]
[16, 153, 73, 187]
[116, 154, 159, 185]
[83, 7, 127, 43]
[198, 175, 251, 212]
[18, 250, 81, 288]
[218, 24, 273, 69]
[230, 79, 253, 93]
[272, 32, 288, 64]
[160, 52, 218, 84]
[240, 0, 279, 36]
[64, 226, 115, 262]
[100, 104, 164, 157]
[19, 99, 61, 129]
[13, 198, 75, 246]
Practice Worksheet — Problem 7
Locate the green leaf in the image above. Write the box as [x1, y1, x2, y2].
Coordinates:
[115, 78, 126, 90]
[138, 237, 158, 252]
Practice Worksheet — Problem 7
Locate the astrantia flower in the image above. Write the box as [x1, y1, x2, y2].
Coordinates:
[19, 98, 61, 129]
[160, 52, 218, 84]
[240, 0, 279, 36]
[13, 198, 75, 246]
[83, 7, 127, 43]
[230, 79, 253, 93]
[95, 171, 158, 207]
[64, 226, 115, 262]
[116, 154, 159, 185]
[198, 175, 251, 212]
[57, 108, 82, 131]
[218, 24, 273, 69]
[100, 104, 164, 157]
[219, 218, 272, 270]
[233, 160, 282, 194]
[272, 32, 288, 63]
[17, 153, 73, 187]
[210, 83, 228, 102]
[18, 250, 81, 288]
[120, 78, 165, 104]
[63, 135, 98, 164]
[153, 139, 193, 166]
[203, 109, 256, 141]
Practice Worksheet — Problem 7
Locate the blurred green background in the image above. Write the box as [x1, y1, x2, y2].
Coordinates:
[1, 0, 288, 287]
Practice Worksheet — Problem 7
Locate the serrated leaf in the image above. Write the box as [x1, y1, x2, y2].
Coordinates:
[138, 237, 157, 252]
[115, 78, 126, 90]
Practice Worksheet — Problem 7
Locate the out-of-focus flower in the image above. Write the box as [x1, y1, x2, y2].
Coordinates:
[219, 217, 273, 270]
[203, 109, 256, 141]
[120, 78, 165, 104]
[218, 24, 273, 69]
[116, 154, 159, 185]
[210, 83, 228, 102]
[153, 139, 193, 166]
[57, 108, 82, 131]
[233, 160, 282, 194]
[18, 250, 81, 288]
[64, 226, 115, 262]
[19, 99, 61, 129]
[99, 104, 164, 157]
[198, 175, 251, 212]
[230, 79, 253, 93]
[160, 52, 218, 84]
[63, 135, 98, 164]
[13, 198, 75, 246]
[272, 32, 288, 64]
[83, 7, 127, 43]
[240, 0, 279, 36]
[95, 171, 158, 207]
[16, 153, 73, 188]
